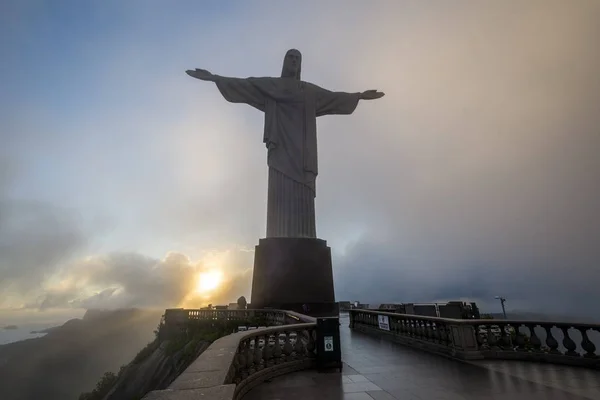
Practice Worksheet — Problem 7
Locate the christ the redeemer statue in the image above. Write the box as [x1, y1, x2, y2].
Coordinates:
[186, 49, 384, 238]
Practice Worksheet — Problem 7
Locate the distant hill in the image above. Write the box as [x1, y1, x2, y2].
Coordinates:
[0, 308, 163, 400]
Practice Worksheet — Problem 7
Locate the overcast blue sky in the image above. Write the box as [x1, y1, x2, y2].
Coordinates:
[1, 0, 600, 324]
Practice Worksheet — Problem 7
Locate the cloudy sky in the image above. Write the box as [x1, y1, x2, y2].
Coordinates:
[1, 0, 599, 324]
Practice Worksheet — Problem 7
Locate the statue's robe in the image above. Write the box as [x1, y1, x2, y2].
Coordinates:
[214, 76, 360, 238]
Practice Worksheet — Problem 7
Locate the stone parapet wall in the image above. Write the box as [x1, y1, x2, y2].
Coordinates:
[349, 309, 600, 369]
[143, 310, 317, 400]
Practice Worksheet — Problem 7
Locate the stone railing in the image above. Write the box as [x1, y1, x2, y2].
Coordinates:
[226, 322, 318, 399]
[186, 309, 295, 324]
[161, 308, 311, 340]
[144, 310, 317, 400]
[349, 309, 600, 369]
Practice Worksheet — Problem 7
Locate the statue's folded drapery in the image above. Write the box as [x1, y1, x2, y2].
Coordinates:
[214, 76, 360, 238]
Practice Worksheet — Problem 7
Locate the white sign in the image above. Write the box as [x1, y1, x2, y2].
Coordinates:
[378, 315, 390, 331]
[324, 336, 334, 352]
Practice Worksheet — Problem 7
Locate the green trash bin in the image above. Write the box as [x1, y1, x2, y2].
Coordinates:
[316, 317, 342, 371]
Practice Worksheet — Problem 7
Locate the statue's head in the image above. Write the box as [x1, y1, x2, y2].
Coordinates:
[281, 49, 302, 80]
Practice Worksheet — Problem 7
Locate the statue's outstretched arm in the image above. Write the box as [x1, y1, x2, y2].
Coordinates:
[315, 86, 385, 117]
[186, 68, 266, 111]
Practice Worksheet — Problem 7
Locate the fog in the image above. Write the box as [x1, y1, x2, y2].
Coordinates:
[1, 0, 599, 321]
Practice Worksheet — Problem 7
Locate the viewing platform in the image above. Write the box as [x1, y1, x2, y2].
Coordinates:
[244, 313, 600, 399]
[143, 308, 600, 400]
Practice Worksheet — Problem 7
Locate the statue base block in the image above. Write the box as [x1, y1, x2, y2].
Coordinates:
[251, 237, 338, 317]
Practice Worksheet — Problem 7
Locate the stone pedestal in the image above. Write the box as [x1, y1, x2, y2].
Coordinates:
[251, 237, 338, 317]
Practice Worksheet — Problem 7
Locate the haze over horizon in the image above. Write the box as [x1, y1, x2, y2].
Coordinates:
[2, 0, 599, 327]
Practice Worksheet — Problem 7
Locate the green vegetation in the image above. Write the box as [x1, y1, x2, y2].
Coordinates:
[132, 340, 159, 364]
[78, 314, 253, 400]
[77, 369, 123, 400]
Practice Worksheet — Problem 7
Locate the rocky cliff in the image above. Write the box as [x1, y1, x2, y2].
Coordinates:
[94, 338, 210, 400]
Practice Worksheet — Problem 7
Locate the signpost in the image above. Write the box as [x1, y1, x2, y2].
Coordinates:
[324, 336, 334, 352]
[378, 315, 390, 331]
[316, 317, 342, 371]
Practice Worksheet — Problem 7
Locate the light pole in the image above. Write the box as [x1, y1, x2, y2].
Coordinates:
[494, 296, 507, 319]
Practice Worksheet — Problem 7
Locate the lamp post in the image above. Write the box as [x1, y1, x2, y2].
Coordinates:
[494, 296, 507, 319]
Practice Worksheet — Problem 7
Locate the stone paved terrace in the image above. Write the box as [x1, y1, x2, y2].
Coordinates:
[243, 313, 600, 400]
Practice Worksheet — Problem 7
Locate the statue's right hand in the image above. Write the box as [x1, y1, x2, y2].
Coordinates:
[186, 68, 215, 81]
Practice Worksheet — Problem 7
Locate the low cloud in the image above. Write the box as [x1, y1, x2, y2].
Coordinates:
[20, 250, 253, 311]
[0, 161, 88, 301]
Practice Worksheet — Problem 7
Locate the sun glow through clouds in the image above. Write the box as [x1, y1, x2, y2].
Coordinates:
[195, 270, 223, 293]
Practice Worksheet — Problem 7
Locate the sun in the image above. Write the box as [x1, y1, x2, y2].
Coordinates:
[195, 270, 223, 293]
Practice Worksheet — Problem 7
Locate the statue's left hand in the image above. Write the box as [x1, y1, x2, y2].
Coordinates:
[360, 90, 385, 100]
[186, 68, 216, 81]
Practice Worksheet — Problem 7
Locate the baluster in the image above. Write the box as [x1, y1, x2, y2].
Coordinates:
[413, 320, 420, 338]
[499, 324, 512, 349]
[428, 321, 435, 341]
[431, 322, 439, 343]
[579, 328, 597, 358]
[561, 326, 578, 356]
[263, 335, 274, 367]
[486, 325, 498, 349]
[232, 349, 242, 384]
[544, 325, 560, 354]
[254, 335, 264, 371]
[527, 324, 542, 352]
[418, 320, 425, 339]
[440, 324, 450, 346]
[246, 338, 255, 375]
[238, 341, 248, 379]
[282, 331, 294, 362]
[409, 319, 416, 337]
[399, 319, 407, 335]
[514, 325, 526, 351]
[476, 324, 486, 349]
[293, 330, 305, 359]
[432, 322, 439, 343]
[272, 332, 283, 364]
[436, 323, 445, 345]
[426, 321, 433, 340]
[422, 321, 429, 341]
